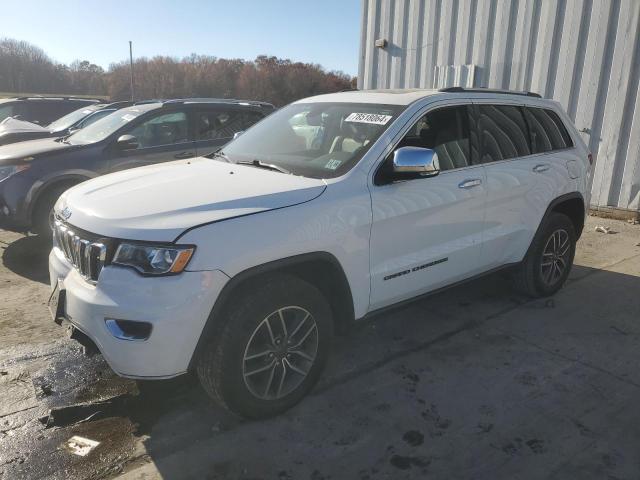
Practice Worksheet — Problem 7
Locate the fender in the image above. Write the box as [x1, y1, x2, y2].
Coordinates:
[26, 170, 97, 223]
[187, 251, 355, 370]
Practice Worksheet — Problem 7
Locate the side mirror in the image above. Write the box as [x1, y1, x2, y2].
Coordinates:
[233, 131, 244, 140]
[392, 146, 440, 178]
[116, 134, 139, 150]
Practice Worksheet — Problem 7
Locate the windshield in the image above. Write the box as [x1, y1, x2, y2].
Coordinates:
[47, 106, 99, 132]
[220, 102, 404, 178]
[68, 107, 149, 145]
[0, 104, 14, 123]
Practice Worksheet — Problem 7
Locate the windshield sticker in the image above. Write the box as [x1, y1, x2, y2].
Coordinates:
[325, 159, 342, 170]
[345, 112, 393, 125]
[121, 114, 136, 122]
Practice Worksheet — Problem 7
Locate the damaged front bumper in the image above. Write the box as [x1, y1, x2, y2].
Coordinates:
[48, 246, 229, 379]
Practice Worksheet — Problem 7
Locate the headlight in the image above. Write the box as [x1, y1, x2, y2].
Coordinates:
[0, 165, 29, 183]
[113, 243, 195, 275]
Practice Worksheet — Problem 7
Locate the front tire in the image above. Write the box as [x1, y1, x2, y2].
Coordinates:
[32, 184, 74, 236]
[197, 273, 333, 419]
[513, 212, 576, 297]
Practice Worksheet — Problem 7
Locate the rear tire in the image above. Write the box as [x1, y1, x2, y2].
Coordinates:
[32, 184, 74, 236]
[197, 273, 333, 419]
[512, 212, 576, 297]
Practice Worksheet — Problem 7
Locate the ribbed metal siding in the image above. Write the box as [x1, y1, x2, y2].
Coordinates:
[359, 0, 640, 212]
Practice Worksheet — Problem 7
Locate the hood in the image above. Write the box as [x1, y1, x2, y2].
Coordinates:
[0, 137, 75, 162]
[0, 117, 48, 135]
[58, 157, 327, 242]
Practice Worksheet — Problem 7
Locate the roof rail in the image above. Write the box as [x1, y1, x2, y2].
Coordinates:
[13, 96, 104, 102]
[161, 98, 274, 108]
[104, 100, 135, 108]
[438, 87, 542, 98]
[133, 99, 165, 105]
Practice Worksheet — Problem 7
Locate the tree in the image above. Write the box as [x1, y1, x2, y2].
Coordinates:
[0, 37, 354, 105]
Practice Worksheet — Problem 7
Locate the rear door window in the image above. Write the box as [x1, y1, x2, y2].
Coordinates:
[476, 105, 531, 163]
[241, 111, 265, 130]
[27, 101, 70, 124]
[524, 107, 573, 153]
[197, 110, 260, 141]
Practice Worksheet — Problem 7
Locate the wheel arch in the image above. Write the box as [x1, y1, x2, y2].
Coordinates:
[27, 173, 93, 224]
[188, 252, 355, 370]
[525, 192, 585, 259]
[549, 193, 586, 239]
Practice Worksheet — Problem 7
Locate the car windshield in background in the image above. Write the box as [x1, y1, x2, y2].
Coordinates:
[68, 106, 151, 145]
[47, 105, 100, 132]
[220, 102, 404, 178]
[0, 104, 14, 123]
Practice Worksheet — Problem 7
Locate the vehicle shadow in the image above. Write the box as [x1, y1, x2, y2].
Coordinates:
[8, 260, 640, 479]
[2, 234, 51, 284]
[132, 262, 640, 479]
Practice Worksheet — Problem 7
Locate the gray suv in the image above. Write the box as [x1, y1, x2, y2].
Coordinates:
[0, 98, 274, 234]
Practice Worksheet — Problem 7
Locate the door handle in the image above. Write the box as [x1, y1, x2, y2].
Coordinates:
[533, 163, 550, 173]
[458, 178, 483, 189]
[174, 151, 195, 159]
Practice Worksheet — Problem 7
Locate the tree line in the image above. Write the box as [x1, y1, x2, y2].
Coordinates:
[0, 38, 355, 106]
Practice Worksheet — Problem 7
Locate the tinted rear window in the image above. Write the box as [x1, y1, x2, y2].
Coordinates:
[477, 105, 531, 163]
[524, 107, 573, 153]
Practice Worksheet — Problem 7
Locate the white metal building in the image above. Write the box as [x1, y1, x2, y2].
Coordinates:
[358, 0, 640, 217]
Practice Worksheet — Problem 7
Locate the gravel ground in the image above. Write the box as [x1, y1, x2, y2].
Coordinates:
[1, 216, 639, 480]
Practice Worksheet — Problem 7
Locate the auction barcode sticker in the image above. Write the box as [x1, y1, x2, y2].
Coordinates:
[345, 113, 393, 125]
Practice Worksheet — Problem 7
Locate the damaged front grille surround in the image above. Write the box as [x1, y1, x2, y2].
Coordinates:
[53, 219, 108, 283]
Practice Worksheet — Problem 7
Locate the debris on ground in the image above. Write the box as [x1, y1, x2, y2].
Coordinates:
[594, 225, 613, 234]
[62, 436, 100, 457]
[627, 218, 639, 225]
[40, 395, 128, 428]
[39, 384, 53, 396]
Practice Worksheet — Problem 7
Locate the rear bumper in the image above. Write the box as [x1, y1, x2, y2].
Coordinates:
[49, 246, 229, 378]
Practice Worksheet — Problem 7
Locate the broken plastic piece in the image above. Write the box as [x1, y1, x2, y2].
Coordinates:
[594, 225, 611, 234]
[62, 436, 100, 456]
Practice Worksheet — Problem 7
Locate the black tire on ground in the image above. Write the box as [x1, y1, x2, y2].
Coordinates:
[512, 212, 577, 297]
[32, 184, 74, 236]
[197, 273, 333, 419]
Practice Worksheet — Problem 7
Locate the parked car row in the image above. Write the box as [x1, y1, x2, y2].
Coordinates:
[0, 97, 274, 234]
[0, 101, 134, 146]
[43, 87, 591, 418]
[0, 96, 103, 125]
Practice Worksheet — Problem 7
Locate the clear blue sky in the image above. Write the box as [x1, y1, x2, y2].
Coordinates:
[3, 0, 362, 75]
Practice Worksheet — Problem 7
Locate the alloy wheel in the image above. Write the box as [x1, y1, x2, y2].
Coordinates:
[242, 306, 318, 400]
[540, 228, 570, 286]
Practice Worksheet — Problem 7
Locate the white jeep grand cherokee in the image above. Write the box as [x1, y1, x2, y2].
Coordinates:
[49, 88, 591, 418]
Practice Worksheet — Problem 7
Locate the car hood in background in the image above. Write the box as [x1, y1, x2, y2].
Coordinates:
[0, 117, 48, 135]
[0, 137, 75, 162]
[58, 157, 327, 242]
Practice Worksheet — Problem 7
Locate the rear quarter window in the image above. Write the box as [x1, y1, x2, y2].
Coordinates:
[524, 107, 573, 153]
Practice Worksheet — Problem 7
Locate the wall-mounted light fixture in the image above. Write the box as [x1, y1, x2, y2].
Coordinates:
[375, 38, 388, 49]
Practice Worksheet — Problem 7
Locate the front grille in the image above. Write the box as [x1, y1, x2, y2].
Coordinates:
[53, 220, 107, 283]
